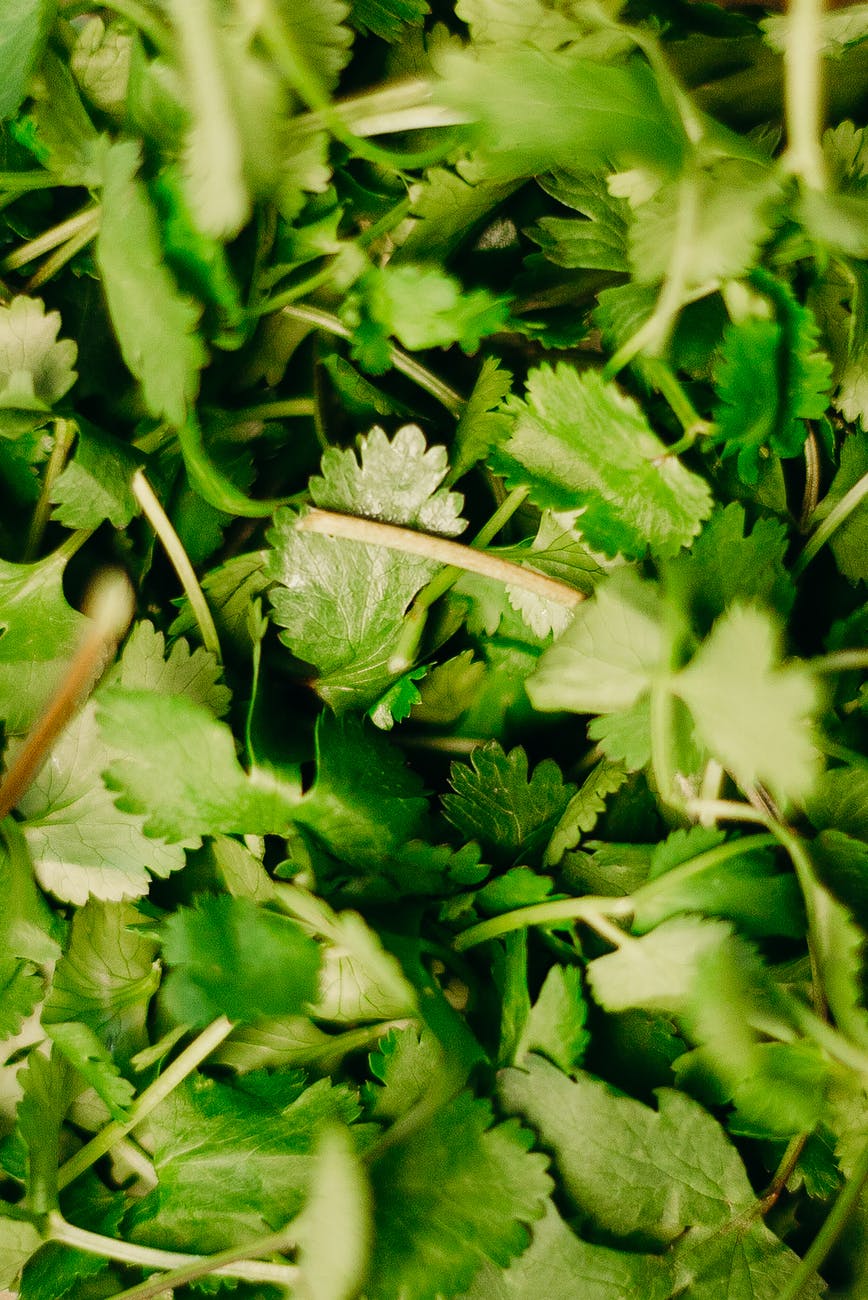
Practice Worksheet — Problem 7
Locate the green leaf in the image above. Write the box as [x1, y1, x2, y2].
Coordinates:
[366, 1090, 552, 1300]
[267, 424, 465, 711]
[18, 1049, 70, 1213]
[629, 158, 782, 291]
[529, 168, 630, 271]
[98, 688, 300, 840]
[130, 1073, 368, 1254]
[587, 915, 734, 1016]
[42, 901, 160, 1059]
[397, 164, 520, 265]
[164, 0, 249, 240]
[278, 0, 354, 93]
[0, 819, 62, 964]
[0, 548, 89, 734]
[449, 356, 513, 483]
[115, 619, 231, 715]
[545, 759, 629, 864]
[516, 966, 590, 1075]
[442, 742, 575, 866]
[0, 959, 43, 1040]
[95, 140, 205, 426]
[351, 0, 429, 42]
[499, 1053, 759, 1242]
[675, 604, 820, 803]
[16, 700, 187, 904]
[712, 298, 832, 483]
[296, 1124, 372, 1300]
[528, 569, 663, 715]
[161, 893, 321, 1026]
[70, 16, 132, 118]
[16, 47, 106, 186]
[807, 765, 868, 842]
[0, 297, 76, 413]
[49, 422, 140, 530]
[363, 1025, 446, 1121]
[169, 550, 269, 656]
[455, 0, 587, 50]
[44, 1020, 134, 1121]
[343, 264, 510, 374]
[0, 1215, 42, 1291]
[313, 909, 418, 1023]
[410, 651, 485, 725]
[492, 366, 712, 559]
[368, 665, 427, 731]
[810, 430, 868, 583]
[0, 0, 55, 122]
[665, 502, 795, 630]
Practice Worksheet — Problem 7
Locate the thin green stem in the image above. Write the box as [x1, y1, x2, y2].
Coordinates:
[0, 172, 66, 195]
[298, 508, 586, 608]
[60, 0, 174, 54]
[649, 673, 679, 811]
[58, 1016, 234, 1190]
[793, 470, 868, 578]
[685, 798, 771, 826]
[810, 649, 868, 674]
[48, 1213, 299, 1294]
[53, 527, 94, 564]
[454, 896, 633, 953]
[357, 196, 413, 248]
[642, 357, 714, 448]
[24, 418, 76, 560]
[772, 1136, 868, 1300]
[25, 216, 101, 291]
[631, 834, 779, 911]
[132, 470, 222, 662]
[782, 0, 827, 190]
[1, 206, 100, 273]
[280, 303, 465, 416]
[228, 399, 316, 423]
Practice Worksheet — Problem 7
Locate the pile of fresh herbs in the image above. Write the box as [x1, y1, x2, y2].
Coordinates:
[0, 0, 867, 1297]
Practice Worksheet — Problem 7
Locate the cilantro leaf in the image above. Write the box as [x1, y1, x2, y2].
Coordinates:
[342, 264, 510, 374]
[0, 1215, 42, 1292]
[161, 894, 321, 1026]
[493, 366, 712, 559]
[296, 1124, 372, 1300]
[516, 965, 590, 1075]
[410, 651, 485, 725]
[0, 297, 77, 413]
[529, 168, 630, 272]
[98, 688, 300, 840]
[268, 425, 465, 710]
[528, 569, 664, 715]
[115, 619, 231, 715]
[95, 141, 206, 426]
[44, 1020, 134, 1122]
[712, 296, 832, 483]
[449, 355, 513, 484]
[364, 1026, 446, 1121]
[42, 900, 160, 1058]
[442, 742, 575, 866]
[455, 0, 586, 50]
[366, 1091, 552, 1300]
[0, 548, 88, 734]
[0, 0, 54, 122]
[545, 759, 629, 865]
[70, 17, 132, 119]
[351, 0, 429, 42]
[169, 550, 269, 656]
[49, 422, 140, 530]
[675, 604, 819, 802]
[314, 909, 418, 1023]
[131, 1073, 368, 1254]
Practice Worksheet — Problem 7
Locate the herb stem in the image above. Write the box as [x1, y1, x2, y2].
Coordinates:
[297, 507, 586, 609]
[280, 304, 465, 416]
[132, 470, 222, 662]
[642, 359, 713, 449]
[227, 399, 316, 423]
[782, 0, 827, 190]
[793, 470, 868, 578]
[48, 1212, 299, 1293]
[454, 896, 633, 953]
[810, 649, 868, 674]
[685, 798, 771, 826]
[1, 205, 100, 273]
[25, 215, 102, 291]
[24, 418, 76, 561]
[631, 834, 779, 910]
[772, 1136, 868, 1300]
[0, 172, 67, 195]
[57, 1016, 234, 1191]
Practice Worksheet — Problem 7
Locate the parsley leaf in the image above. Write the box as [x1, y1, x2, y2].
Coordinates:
[493, 366, 712, 558]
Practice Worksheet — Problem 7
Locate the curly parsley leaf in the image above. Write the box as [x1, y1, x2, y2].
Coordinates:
[367, 1090, 552, 1300]
[267, 424, 465, 710]
[95, 141, 206, 426]
[442, 742, 575, 866]
[0, 297, 77, 414]
[674, 604, 819, 803]
[492, 366, 712, 558]
[161, 893, 321, 1026]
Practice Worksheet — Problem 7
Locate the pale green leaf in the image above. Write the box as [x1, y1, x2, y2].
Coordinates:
[71, 17, 132, 118]
[675, 604, 820, 802]
[810, 431, 868, 582]
[364, 1026, 446, 1121]
[449, 356, 513, 483]
[95, 141, 205, 426]
[314, 911, 417, 1023]
[44, 1021, 134, 1121]
[493, 366, 712, 558]
[0, 297, 76, 413]
[0, 1216, 42, 1290]
[587, 916, 733, 1015]
[115, 620, 231, 715]
[297, 1124, 372, 1300]
[0, 0, 55, 121]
